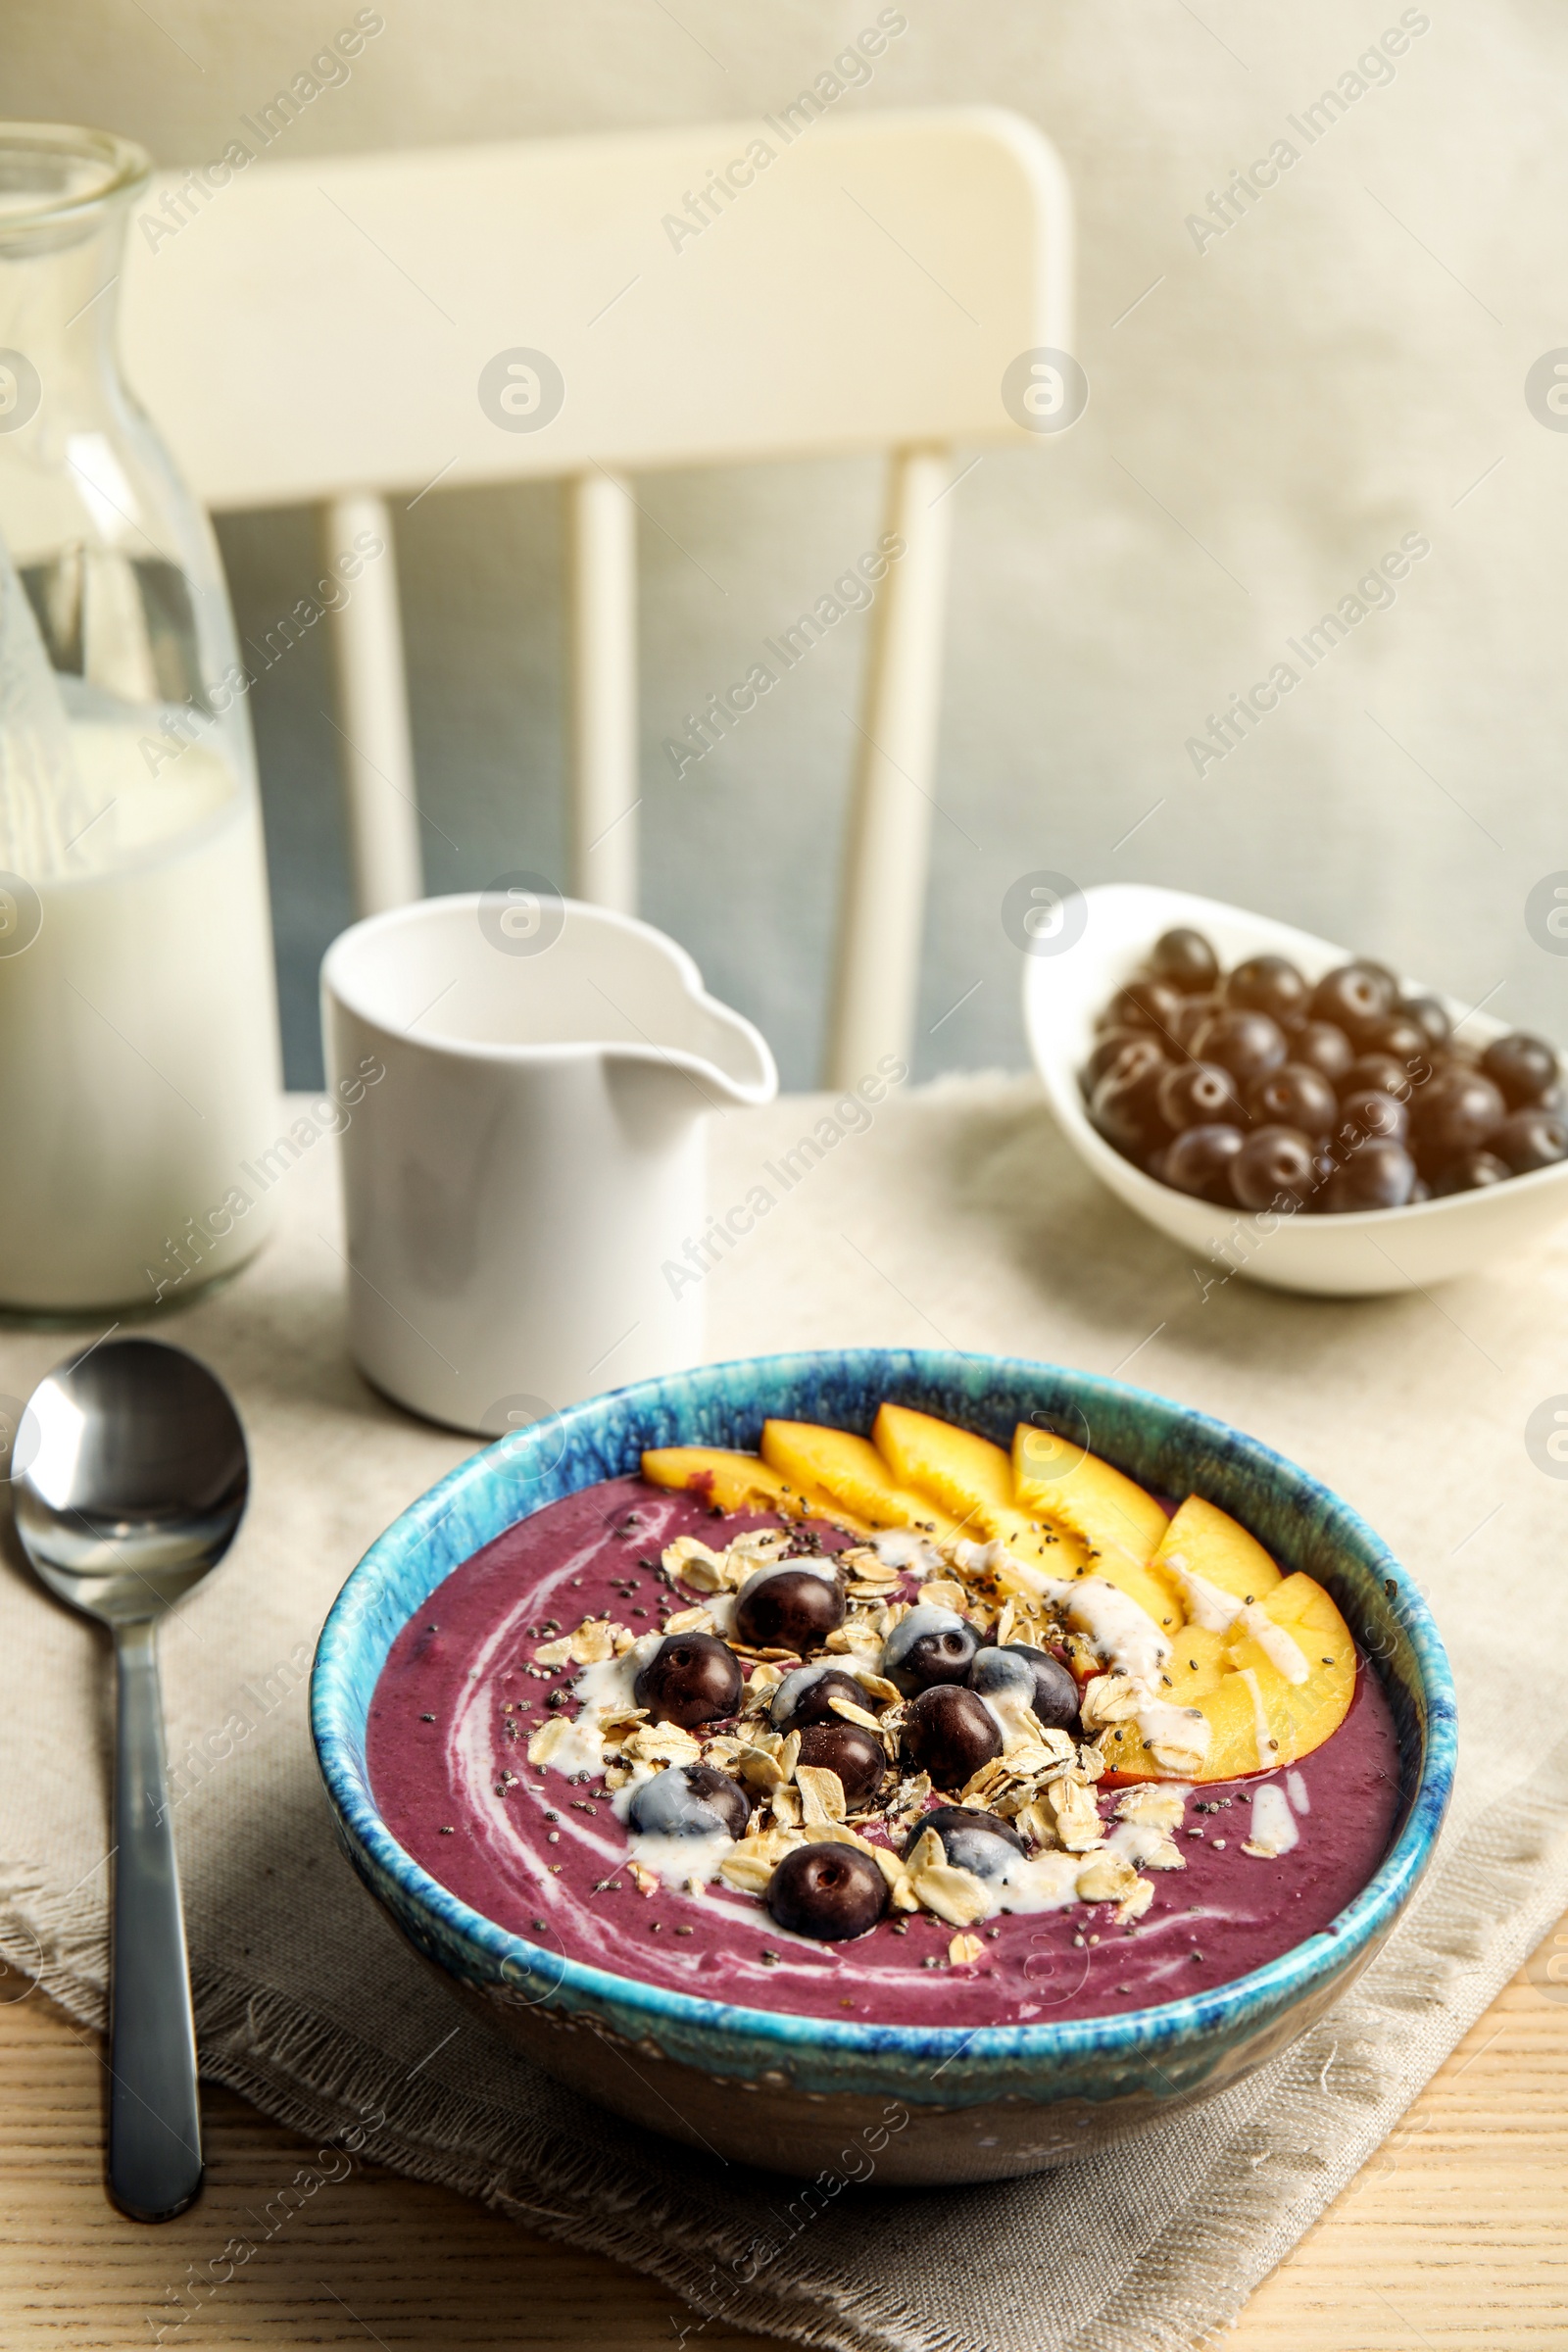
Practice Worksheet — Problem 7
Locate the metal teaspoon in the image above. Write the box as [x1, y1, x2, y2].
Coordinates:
[13, 1337, 248, 2221]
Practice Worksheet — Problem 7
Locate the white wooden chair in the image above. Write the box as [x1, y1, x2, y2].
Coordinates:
[122, 107, 1071, 1085]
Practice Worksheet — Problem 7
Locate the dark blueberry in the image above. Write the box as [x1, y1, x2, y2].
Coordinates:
[794, 1720, 886, 1808]
[967, 1642, 1081, 1733]
[1398, 995, 1451, 1052]
[1226, 954, 1309, 1027]
[1170, 992, 1223, 1051]
[1365, 1015, 1431, 1066]
[1482, 1031, 1561, 1109]
[766, 1842, 887, 1941]
[1294, 1020, 1355, 1085]
[1085, 1027, 1160, 1090]
[1189, 1008, 1288, 1087]
[1090, 1054, 1174, 1160]
[733, 1564, 845, 1655]
[628, 1763, 750, 1840]
[1494, 1106, 1568, 1174]
[1310, 962, 1397, 1043]
[903, 1804, 1026, 1879]
[1342, 1052, 1416, 1102]
[1430, 1150, 1512, 1197]
[1406, 1068, 1506, 1176]
[1230, 1123, 1316, 1212]
[1150, 926, 1220, 994]
[902, 1685, 1004, 1789]
[881, 1605, 980, 1695]
[681, 1763, 752, 1836]
[1245, 1061, 1338, 1138]
[1323, 1138, 1418, 1212]
[1162, 1122, 1247, 1203]
[633, 1634, 744, 1728]
[1338, 1087, 1408, 1145]
[1102, 977, 1186, 1045]
[1158, 1059, 1246, 1132]
[769, 1664, 870, 1733]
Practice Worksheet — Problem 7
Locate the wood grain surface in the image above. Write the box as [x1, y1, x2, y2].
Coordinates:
[1, 1943, 1564, 2352]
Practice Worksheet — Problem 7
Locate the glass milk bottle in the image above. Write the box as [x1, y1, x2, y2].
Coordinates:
[0, 123, 282, 1313]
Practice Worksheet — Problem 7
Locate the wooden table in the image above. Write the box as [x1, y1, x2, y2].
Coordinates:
[4, 1939, 1565, 2351]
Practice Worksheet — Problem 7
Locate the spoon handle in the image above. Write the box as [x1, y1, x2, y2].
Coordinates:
[110, 1620, 203, 2221]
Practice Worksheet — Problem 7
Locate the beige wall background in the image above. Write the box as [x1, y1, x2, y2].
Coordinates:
[10, 0, 1566, 1087]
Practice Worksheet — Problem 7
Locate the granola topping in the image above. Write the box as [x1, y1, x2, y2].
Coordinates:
[517, 1510, 1182, 1936]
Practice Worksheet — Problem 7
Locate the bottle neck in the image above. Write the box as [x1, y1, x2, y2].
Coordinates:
[0, 204, 129, 411]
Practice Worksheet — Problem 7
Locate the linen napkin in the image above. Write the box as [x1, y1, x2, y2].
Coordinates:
[2, 1073, 1562, 2352]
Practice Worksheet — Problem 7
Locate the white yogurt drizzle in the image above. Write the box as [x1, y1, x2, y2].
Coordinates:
[871, 1528, 947, 1576]
[1165, 1558, 1310, 1686]
[1129, 1696, 1211, 1764]
[918, 1837, 1085, 1919]
[616, 1800, 736, 1890]
[982, 1850, 1088, 1915]
[957, 1540, 1169, 1681]
[1236, 1666, 1275, 1768]
[958, 1538, 1209, 1769]
[976, 1684, 1049, 1753]
[949, 1820, 1191, 1919]
[537, 1636, 663, 1780]
[1248, 1782, 1299, 1856]
[1107, 1818, 1181, 1871]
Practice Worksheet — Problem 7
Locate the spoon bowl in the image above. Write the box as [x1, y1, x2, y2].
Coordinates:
[14, 1336, 248, 2223]
[18, 1337, 248, 1614]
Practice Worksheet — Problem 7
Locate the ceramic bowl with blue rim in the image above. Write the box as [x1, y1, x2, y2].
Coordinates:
[311, 1348, 1455, 2186]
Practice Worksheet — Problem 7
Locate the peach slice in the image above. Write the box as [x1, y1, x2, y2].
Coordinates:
[870, 1402, 1096, 1583]
[1149, 1494, 1282, 1606]
[1011, 1423, 1169, 1573]
[639, 1446, 869, 1532]
[1011, 1423, 1179, 1632]
[1096, 1571, 1356, 1782]
[871, 1404, 1011, 1531]
[759, 1420, 961, 1540]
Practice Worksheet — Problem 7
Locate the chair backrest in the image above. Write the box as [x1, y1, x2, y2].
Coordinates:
[122, 106, 1071, 1084]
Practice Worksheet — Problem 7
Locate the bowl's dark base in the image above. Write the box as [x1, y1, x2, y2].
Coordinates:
[427, 1955, 1364, 2185]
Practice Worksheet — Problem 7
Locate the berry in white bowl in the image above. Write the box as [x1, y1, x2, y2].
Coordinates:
[1023, 883, 1568, 1296]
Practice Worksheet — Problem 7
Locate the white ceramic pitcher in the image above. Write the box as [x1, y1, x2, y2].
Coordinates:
[320, 892, 776, 1435]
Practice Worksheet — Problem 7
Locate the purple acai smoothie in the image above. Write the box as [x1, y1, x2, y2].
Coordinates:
[367, 1475, 1403, 2027]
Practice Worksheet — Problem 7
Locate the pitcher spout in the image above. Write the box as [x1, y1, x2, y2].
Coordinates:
[583, 906, 777, 1111]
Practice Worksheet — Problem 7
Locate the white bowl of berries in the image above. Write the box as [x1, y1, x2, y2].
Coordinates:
[1023, 883, 1568, 1297]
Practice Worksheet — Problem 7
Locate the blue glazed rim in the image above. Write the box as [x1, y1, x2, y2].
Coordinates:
[312, 1348, 1457, 2072]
